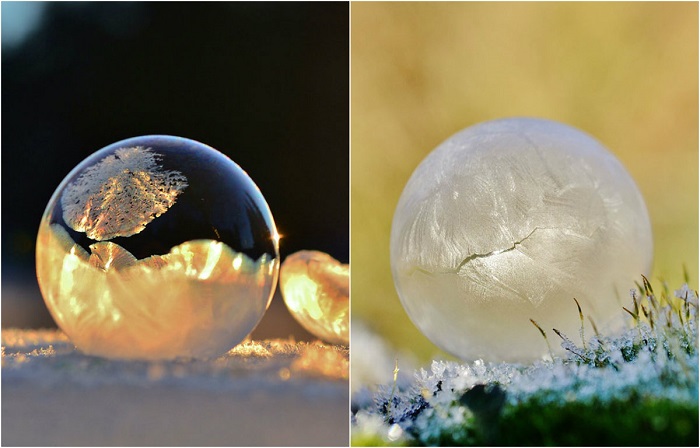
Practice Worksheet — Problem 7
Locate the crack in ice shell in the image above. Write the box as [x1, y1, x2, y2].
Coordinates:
[61, 146, 188, 241]
[454, 226, 542, 271]
[408, 227, 550, 277]
[408, 224, 602, 280]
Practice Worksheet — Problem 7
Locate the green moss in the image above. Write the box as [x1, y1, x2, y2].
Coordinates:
[363, 395, 699, 446]
[497, 396, 699, 446]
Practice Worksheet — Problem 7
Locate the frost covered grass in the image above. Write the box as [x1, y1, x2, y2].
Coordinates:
[352, 277, 699, 446]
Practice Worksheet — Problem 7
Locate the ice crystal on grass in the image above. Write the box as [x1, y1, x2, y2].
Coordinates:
[352, 278, 699, 446]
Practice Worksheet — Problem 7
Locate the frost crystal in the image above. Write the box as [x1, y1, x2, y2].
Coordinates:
[675, 283, 698, 305]
[390, 117, 653, 362]
[61, 146, 188, 240]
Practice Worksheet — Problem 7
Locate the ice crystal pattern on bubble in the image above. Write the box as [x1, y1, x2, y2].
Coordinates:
[390, 117, 653, 362]
[61, 146, 188, 241]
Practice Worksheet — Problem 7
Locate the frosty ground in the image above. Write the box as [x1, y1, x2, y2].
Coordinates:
[2, 329, 348, 446]
[352, 282, 699, 446]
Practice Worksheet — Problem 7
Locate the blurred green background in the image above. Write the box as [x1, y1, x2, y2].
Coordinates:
[351, 2, 698, 363]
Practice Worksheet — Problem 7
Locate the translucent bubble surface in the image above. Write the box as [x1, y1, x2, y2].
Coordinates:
[36, 136, 279, 360]
[280, 251, 349, 345]
[390, 118, 653, 362]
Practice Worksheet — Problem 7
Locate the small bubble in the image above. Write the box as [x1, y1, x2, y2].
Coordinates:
[279, 250, 349, 345]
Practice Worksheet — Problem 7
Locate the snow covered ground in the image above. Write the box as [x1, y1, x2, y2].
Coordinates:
[2, 329, 348, 446]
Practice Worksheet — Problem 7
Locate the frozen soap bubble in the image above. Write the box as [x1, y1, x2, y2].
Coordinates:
[280, 251, 349, 345]
[390, 118, 653, 362]
[36, 135, 280, 360]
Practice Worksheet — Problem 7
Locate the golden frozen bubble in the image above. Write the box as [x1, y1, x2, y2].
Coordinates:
[36, 135, 280, 360]
[280, 251, 349, 345]
[390, 118, 653, 362]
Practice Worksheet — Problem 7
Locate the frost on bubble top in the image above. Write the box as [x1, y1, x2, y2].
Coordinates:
[61, 146, 188, 241]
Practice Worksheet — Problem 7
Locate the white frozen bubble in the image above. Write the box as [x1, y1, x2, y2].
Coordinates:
[390, 118, 653, 361]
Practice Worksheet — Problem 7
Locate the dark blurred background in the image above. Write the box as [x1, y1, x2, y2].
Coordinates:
[1, 2, 349, 340]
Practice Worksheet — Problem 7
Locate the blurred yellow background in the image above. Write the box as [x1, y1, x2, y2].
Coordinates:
[351, 2, 698, 363]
